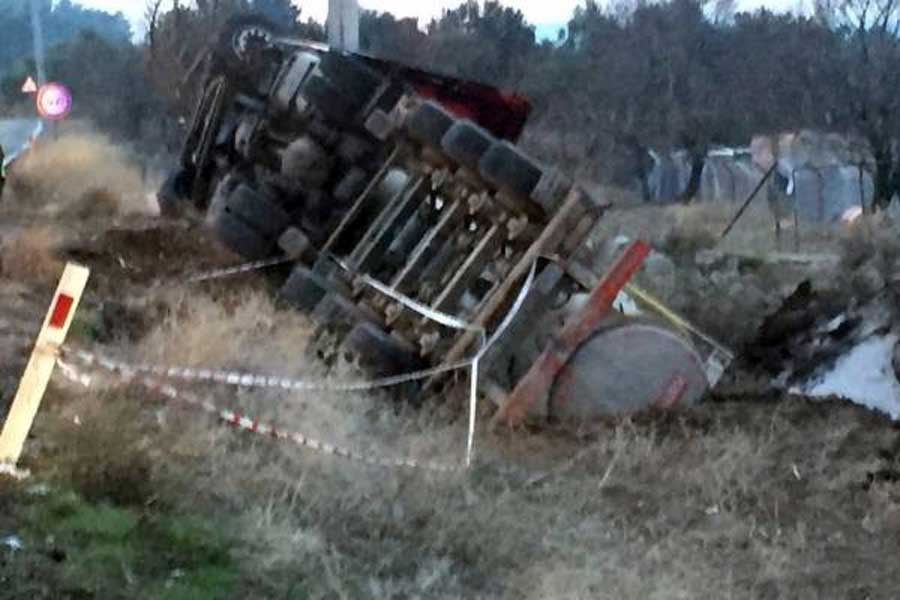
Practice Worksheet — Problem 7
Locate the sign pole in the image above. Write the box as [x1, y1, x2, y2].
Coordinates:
[0, 263, 89, 467]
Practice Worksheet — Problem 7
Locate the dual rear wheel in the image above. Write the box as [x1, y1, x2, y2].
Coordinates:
[207, 178, 290, 260]
[279, 262, 424, 379]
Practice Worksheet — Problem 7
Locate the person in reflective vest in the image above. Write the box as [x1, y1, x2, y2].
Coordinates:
[0, 145, 5, 200]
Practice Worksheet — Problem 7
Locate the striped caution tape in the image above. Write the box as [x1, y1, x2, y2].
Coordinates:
[57, 355, 93, 388]
[56, 358, 464, 474]
[63, 253, 537, 395]
[182, 256, 295, 284]
[0, 462, 30, 481]
[134, 256, 295, 294]
[56, 356, 580, 484]
[328, 254, 537, 466]
[63, 346, 473, 393]
[56, 248, 536, 468]
[96, 256, 296, 309]
[66, 259, 537, 468]
[143, 253, 474, 331]
[107, 256, 295, 304]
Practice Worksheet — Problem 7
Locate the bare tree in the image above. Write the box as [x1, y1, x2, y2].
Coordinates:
[145, 0, 162, 52]
[817, 0, 900, 207]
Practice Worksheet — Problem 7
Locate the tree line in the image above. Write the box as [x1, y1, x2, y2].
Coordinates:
[0, 0, 131, 75]
[372, 0, 899, 207]
[2, 0, 900, 207]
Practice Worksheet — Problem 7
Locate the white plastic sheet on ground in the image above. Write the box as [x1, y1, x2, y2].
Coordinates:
[797, 334, 900, 420]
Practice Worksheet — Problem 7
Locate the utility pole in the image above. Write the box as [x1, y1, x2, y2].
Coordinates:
[30, 0, 54, 138]
[29, 0, 47, 85]
[327, 0, 360, 53]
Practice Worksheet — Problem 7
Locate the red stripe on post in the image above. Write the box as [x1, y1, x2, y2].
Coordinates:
[48, 294, 75, 329]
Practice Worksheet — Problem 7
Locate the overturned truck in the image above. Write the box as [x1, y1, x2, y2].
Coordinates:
[160, 15, 713, 425]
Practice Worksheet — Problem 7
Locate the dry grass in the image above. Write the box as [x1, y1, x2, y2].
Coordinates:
[40, 285, 898, 598]
[838, 212, 900, 288]
[131, 288, 467, 453]
[43, 387, 158, 507]
[584, 183, 645, 208]
[578, 194, 859, 348]
[658, 203, 728, 256]
[7, 131, 152, 218]
[136, 289, 316, 370]
[499, 402, 897, 599]
[587, 194, 843, 261]
[21, 280, 900, 598]
[0, 226, 64, 286]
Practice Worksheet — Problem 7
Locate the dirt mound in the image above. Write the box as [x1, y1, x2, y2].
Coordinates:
[61, 223, 246, 287]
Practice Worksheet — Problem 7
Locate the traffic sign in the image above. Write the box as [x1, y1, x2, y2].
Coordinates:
[21, 76, 37, 94]
[35, 82, 72, 120]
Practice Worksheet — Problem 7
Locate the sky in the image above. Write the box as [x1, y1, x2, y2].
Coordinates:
[81, 0, 791, 40]
[80, 1, 582, 33]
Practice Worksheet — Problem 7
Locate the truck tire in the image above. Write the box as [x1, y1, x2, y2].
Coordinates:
[211, 212, 273, 260]
[441, 121, 494, 170]
[333, 167, 369, 206]
[157, 168, 194, 218]
[214, 15, 278, 74]
[479, 141, 544, 200]
[278, 265, 336, 312]
[318, 52, 382, 107]
[281, 136, 332, 188]
[304, 74, 362, 127]
[312, 292, 379, 328]
[405, 101, 455, 149]
[345, 322, 424, 377]
[220, 184, 291, 239]
[207, 172, 243, 214]
[336, 134, 375, 165]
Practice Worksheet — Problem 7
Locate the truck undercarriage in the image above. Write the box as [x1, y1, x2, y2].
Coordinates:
[159, 15, 712, 424]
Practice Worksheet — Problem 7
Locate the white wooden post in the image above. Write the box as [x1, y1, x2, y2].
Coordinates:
[0, 262, 89, 466]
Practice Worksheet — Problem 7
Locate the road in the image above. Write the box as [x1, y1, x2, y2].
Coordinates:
[0, 118, 42, 166]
